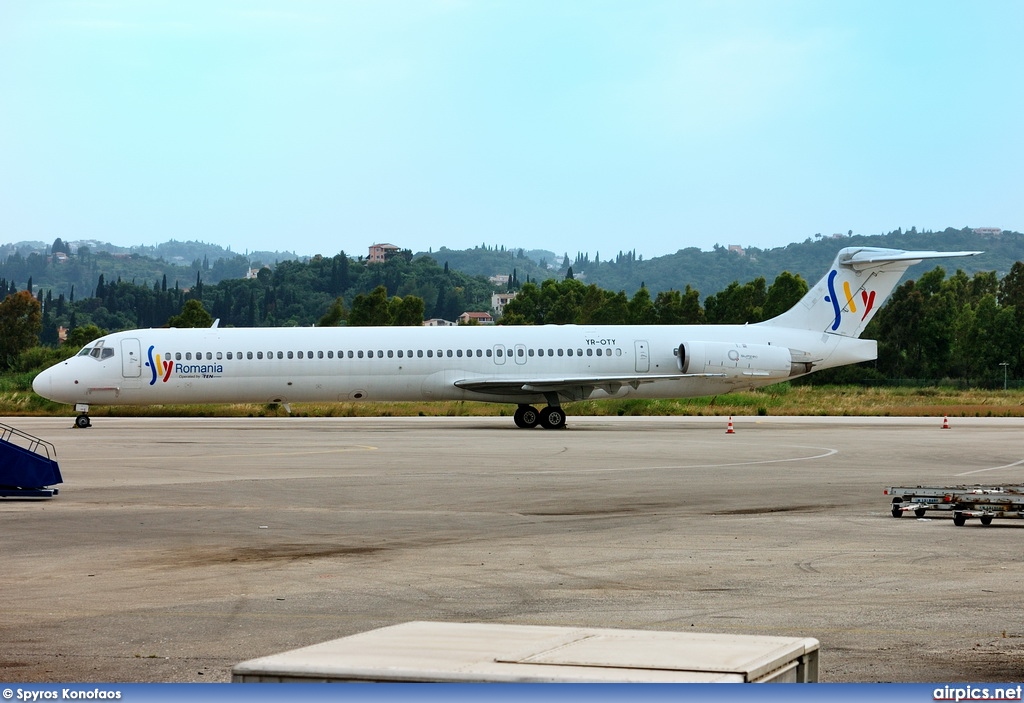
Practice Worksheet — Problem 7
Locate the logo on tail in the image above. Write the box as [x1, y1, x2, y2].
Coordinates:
[824, 270, 877, 331]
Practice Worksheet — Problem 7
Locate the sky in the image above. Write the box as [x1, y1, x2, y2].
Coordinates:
[1, 1, 1021, 260]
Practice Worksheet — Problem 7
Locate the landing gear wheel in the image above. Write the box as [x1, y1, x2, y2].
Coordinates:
[953, 513, 967, 527]
[980, 515, 993, 526]
[539, 406, 566, 430]
[74, 414, 91, 429]
[513, 405, 540, 429]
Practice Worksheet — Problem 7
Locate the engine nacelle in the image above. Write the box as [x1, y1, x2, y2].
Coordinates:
[677, 341, 811, 379]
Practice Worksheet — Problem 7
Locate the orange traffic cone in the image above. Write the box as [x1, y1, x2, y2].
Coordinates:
[726, 416, 735, 434]
[941, 415, 950, 429]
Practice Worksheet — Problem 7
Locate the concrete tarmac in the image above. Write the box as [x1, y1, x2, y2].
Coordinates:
[2, 415, 1023, 683]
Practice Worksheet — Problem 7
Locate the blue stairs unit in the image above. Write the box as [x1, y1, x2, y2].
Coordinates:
[0, 422, 62, 498]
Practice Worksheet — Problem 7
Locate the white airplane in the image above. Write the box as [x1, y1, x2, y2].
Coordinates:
[33, 247, 979, 429]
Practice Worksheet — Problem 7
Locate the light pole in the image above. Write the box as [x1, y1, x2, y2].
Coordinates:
[999, 362, 1009, 391]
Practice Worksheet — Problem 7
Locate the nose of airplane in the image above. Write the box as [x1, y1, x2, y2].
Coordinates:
[32, 367, 52, 399]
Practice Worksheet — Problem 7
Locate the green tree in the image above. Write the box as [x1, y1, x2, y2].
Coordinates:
[167, 299, 214, 328]
[390, 295, 426, 326]
[64, 324, 106, 350]
[318, 297, 346, 327]
[348, 286, 393, 326]
[627, 286, 658, 325]
[763, 271, 808, 319]
[0, 290, 43, 369]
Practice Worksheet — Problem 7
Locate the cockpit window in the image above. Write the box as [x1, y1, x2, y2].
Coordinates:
[80, 341, 115, 360]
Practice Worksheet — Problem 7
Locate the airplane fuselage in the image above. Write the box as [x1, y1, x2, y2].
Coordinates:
[33, 248, 981, 429]
[32, 323, 874, 408]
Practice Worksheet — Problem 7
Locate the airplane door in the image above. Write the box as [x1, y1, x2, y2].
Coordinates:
[121, 338, 142, 378]
[492, 344, 507, 365]
[634, 340, 650, 372]
[514, 344, 527, 365]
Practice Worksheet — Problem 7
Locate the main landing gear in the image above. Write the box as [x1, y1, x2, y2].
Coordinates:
[513, 404, 566, 430]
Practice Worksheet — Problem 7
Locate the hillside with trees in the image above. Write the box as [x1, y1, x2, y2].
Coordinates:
[2, 226, 1024, 387]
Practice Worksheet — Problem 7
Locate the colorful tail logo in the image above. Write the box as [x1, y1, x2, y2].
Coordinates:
[146, 345, 174, 385]
[824, 270, 876, 331]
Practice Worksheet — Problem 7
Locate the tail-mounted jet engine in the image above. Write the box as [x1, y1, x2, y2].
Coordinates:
[677, 341, 814, 379]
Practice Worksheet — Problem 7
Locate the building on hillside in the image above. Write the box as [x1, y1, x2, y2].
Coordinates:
[488, 274, 510, 286]
[458, 311, 494, 325]
[728, 245, 745, 256]
[423, 318, 456, 327]
[368, 243, 400, 263]
[491, 292, 516, 317]
[973, 227, 1002, 236]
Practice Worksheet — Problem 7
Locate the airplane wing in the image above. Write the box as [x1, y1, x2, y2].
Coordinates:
[454, 372, 726, 398]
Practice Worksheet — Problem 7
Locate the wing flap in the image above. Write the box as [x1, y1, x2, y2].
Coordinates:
[454, 372, 726, 397]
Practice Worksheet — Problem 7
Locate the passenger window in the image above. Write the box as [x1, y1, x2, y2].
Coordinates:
[397, 350, 403, 358]
[476, 349, 482, 357]
[595, 348, 601, 356]
[288, 351, 295, 359]
[319, 351, 325, 359]
[358, 351, 364, 359]
[186, 352, 192, 360]
[408, 350, 414, 357]
[446, 350, 453, 358]
[456, 350, 463, 358]
[297, 351, 303, 359]
[347, 351, 353, 358]
[537, 349, 544, 357]
[496, 348, 503, 357]
[566, 349, 573, 357]
[276, 351, 283, 359]
[247, 352, 253, 359]
[388, 350, 394, 358]
[257, 351, 263, 359]
[226, 352, 232, 360]
[427, 350, 433, 358]
[377, 350, 384, 358]
[307, 351, 313, 358]
[418, 350, 423, 358]
[205, 352, 212, 360]
[528, 349, 534, 357]
[486, 349, 492, 357]
[586, 348, 593, 356]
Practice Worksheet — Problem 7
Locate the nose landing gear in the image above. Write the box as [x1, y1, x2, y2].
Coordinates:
[74, 404, 92, 429]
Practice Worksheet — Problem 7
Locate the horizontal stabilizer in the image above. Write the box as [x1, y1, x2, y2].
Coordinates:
[840, 249, 982, 270]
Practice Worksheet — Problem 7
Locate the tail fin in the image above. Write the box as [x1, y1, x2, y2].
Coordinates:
[761, 247, 982, 337]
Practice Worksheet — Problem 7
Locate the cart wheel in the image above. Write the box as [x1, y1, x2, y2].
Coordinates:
[891, 507, 903, 518]
[953, 513, 967, 527]
[914, 508, 926, 518]
[980, 516, 993, 526]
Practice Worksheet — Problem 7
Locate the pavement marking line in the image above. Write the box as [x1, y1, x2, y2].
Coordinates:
[71, 445, 379, 463]
[954, 457, 1024, 476]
